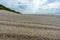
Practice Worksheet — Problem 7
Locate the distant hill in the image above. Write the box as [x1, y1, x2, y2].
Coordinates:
[0, 4, 21, 14]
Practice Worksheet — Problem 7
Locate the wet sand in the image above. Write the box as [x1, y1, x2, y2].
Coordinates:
[0, 10, 60, 40]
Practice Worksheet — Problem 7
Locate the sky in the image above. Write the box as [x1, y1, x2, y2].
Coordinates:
[0, 0, 60, 14]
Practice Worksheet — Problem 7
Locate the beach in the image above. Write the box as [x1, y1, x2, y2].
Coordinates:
[0, 10, 60, 40]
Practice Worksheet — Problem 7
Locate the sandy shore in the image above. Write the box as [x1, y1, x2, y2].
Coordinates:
[0, 10, 60, 40]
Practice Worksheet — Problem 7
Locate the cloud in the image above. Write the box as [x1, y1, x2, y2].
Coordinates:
[41, 1, 60, 9]
[37, 1, 60, 14]
[0, 0, 60, 14]
[26, 0, 47, 12]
